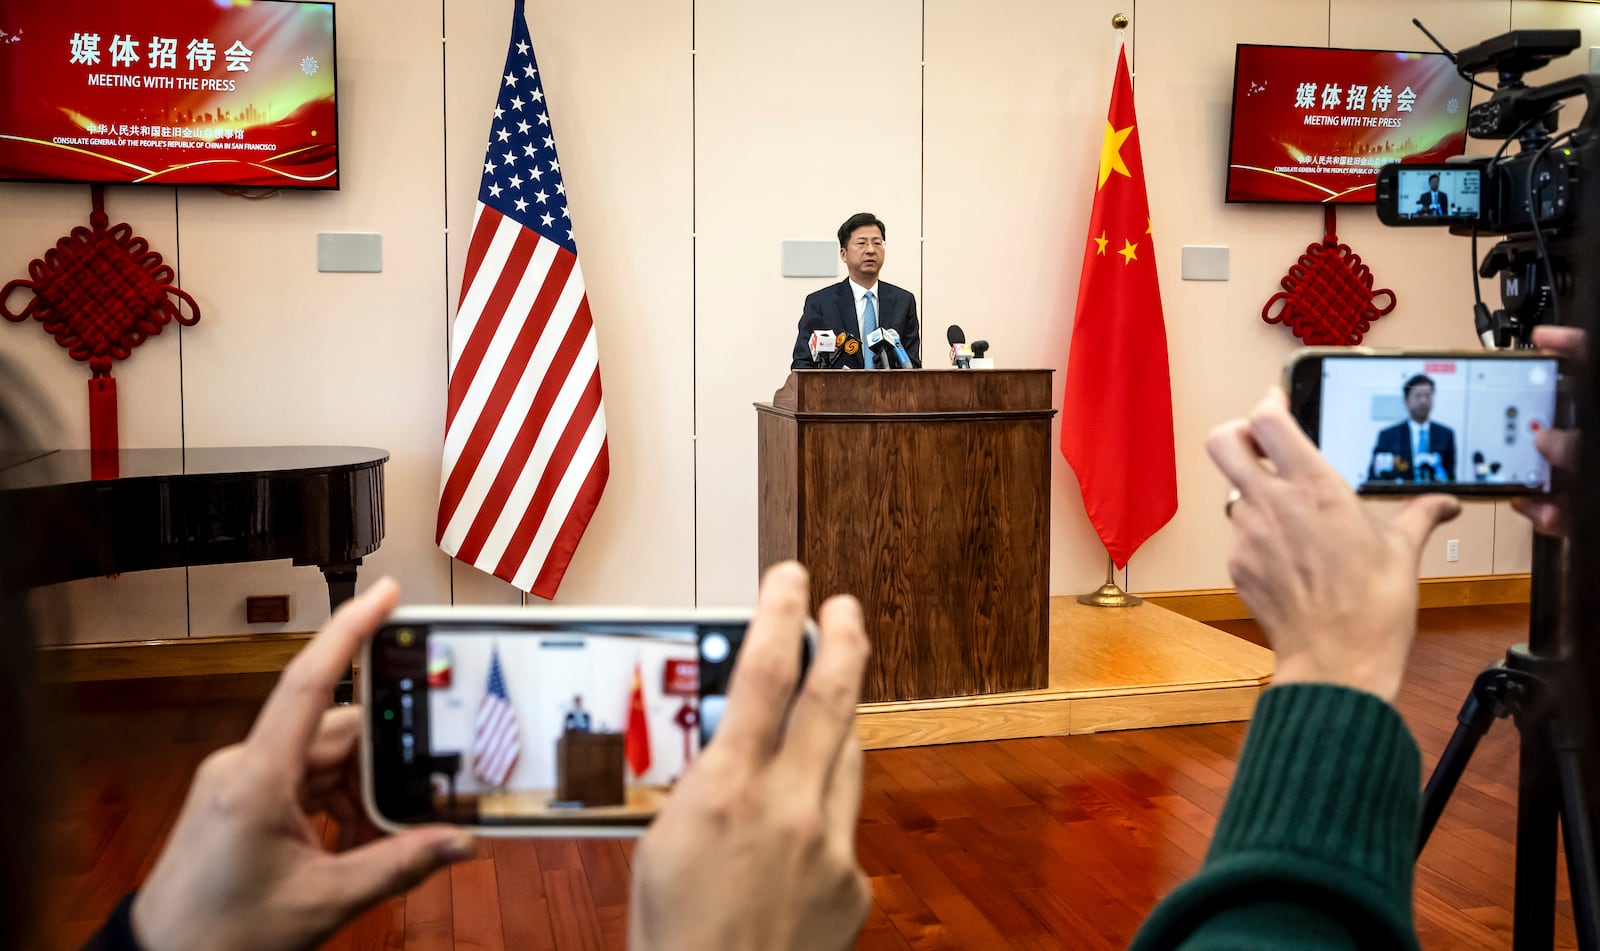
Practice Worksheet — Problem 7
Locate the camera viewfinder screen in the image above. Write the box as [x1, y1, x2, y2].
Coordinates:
[1318, 357, 1557, 492]
[1393, 167, 1481, 223]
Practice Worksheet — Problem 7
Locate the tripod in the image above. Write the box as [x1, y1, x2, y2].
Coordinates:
[1418, 535, 1600, 949]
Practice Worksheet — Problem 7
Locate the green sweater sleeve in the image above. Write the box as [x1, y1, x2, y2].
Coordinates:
[1128, 683, 1422, 951]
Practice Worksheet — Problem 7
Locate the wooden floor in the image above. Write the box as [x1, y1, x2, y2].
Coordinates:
[859, 598, 1273, 749]
[39, 603, 1568, 949]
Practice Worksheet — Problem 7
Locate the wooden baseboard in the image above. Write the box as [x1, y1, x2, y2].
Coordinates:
[1142, 573, 1532, 623]
[41, 572, 1533, 683]
[39, 632, 314, 682]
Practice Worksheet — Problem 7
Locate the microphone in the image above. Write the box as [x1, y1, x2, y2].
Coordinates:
[865, 328, 900, 368]
[947, 324, 971, 369]
[882, 328, 916, 368]
[809, 329, 838, 368]
[971, 340, 990, 358]
[834, 331, 862, 367]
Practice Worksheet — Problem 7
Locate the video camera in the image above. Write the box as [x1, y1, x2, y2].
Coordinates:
[1374, 28, 1600, 347]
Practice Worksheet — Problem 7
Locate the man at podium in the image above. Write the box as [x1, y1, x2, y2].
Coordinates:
[790, 212, 921, 370]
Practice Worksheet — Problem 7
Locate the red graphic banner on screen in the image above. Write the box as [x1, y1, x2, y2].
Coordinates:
[0, 0, 338, 189]
[1226, 46, 1470, 204]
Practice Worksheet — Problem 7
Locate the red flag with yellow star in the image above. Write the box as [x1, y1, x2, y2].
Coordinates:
[624, 662, 651, 777]
[1060, 44, 1177, 570]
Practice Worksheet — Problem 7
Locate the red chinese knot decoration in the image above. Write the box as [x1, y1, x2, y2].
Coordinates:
[1, 187, 199, 456]
[1261, 206, 1395, 345]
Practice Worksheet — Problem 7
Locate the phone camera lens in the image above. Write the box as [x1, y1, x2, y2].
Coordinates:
[701, 632, 731, 663]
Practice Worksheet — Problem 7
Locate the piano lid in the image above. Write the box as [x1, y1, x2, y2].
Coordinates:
[0, 446, 389, 489]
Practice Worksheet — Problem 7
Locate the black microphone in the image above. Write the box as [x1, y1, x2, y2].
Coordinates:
[1472, 451, 1488, 482]
[834, 331, 861, 368]
[947, 324, 970, 369]
[971, 340, 990, 358]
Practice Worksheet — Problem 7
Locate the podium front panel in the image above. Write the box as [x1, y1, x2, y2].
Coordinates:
[757, 369, 1053, 703]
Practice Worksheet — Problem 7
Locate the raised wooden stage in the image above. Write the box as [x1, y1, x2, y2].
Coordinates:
[856, 597, 1274, 750]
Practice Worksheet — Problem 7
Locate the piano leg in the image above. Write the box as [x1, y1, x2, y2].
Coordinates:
[322, 562, 361, 704]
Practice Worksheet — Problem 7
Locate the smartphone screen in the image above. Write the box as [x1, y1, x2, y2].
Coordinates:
[363, 608, 752, 835]
[1286, 349, 1571, 496]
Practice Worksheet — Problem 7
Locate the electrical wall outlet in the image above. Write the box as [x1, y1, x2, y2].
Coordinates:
[1446, 539, 1460, 563]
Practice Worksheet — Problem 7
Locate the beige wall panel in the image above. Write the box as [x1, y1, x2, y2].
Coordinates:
[443, 0, 696, 607]
[1085, 0, 1329, 594]
[1375, 497, 1498, 575]
[0, 184, 190, 641]
[176, 0, 453, 635]
[1512, 1, 1600, 72]
[694, 1, 923, 606]
[28, 572, 190, 645]
[1493, 500, 1536, 573]
[923, 1, 1125, 596]
[1331, 0, 1511, 51]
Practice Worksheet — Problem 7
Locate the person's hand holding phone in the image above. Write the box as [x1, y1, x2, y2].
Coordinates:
[1210, 388, 1462, 703]
[1513, 325, 1586, 535]
[628, 561, 872, 951]
[130, 579, 475, 951]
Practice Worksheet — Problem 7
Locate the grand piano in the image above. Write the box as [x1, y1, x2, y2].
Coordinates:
[0, 445, 387, 611]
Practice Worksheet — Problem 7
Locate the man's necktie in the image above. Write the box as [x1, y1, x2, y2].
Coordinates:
[862, 291, 878, 369]
[1417, 428, 1430, 482]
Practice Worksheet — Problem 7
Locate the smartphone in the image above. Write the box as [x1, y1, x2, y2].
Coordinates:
[1373, 163, 1488, 227]
[1285, 347, 1573, 496]
[361, 606, 786, 837]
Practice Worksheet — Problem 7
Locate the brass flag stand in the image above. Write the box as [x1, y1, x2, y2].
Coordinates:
[1077, 553, 1143, 608]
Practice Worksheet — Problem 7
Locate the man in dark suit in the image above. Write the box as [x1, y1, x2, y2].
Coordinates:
[1369, 373, 1456, 483]
[790, 212, 921, 369]
[1416, 174, 1449, 216]
[563, 694, 592, 732]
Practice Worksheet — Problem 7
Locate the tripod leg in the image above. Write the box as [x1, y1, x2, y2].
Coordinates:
[1515, 723, 1561, 951]
[1419, 666, 1508, 852]
[1554, 727, 1600, 951]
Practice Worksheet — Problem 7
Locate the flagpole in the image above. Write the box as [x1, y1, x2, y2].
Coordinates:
[1074, 10, 1140, 612]
[1077, 553, 1144, 608]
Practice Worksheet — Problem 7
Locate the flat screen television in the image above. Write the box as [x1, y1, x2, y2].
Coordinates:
[1226, 44, 1471, 204]
[0, 0, 339, 189]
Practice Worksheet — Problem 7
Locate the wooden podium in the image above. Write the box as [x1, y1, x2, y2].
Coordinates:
[756, 369, 1055, 703]
[555, 732, 624, 806]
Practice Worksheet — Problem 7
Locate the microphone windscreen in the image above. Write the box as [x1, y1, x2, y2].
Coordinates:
[946, 324, 966, 346]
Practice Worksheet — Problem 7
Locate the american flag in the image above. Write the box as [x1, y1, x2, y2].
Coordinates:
[473, 646, 521, 788]
[436, 0, 609, 598]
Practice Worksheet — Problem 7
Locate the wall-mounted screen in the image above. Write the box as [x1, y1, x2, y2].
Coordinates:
[1226, 45, 1471, 204]
[0, 0, 339, 189]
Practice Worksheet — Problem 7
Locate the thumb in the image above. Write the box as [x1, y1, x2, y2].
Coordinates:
[317, 826, 475, 913]
[1393, 493, 1462, 557]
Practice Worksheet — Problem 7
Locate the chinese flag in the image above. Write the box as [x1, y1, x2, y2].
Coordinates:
[1059, 45, 1178, 570]
[624, 663, 651, 777]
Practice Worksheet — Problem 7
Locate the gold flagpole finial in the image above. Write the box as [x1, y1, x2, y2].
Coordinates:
[1111, 13, 1129, 29]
